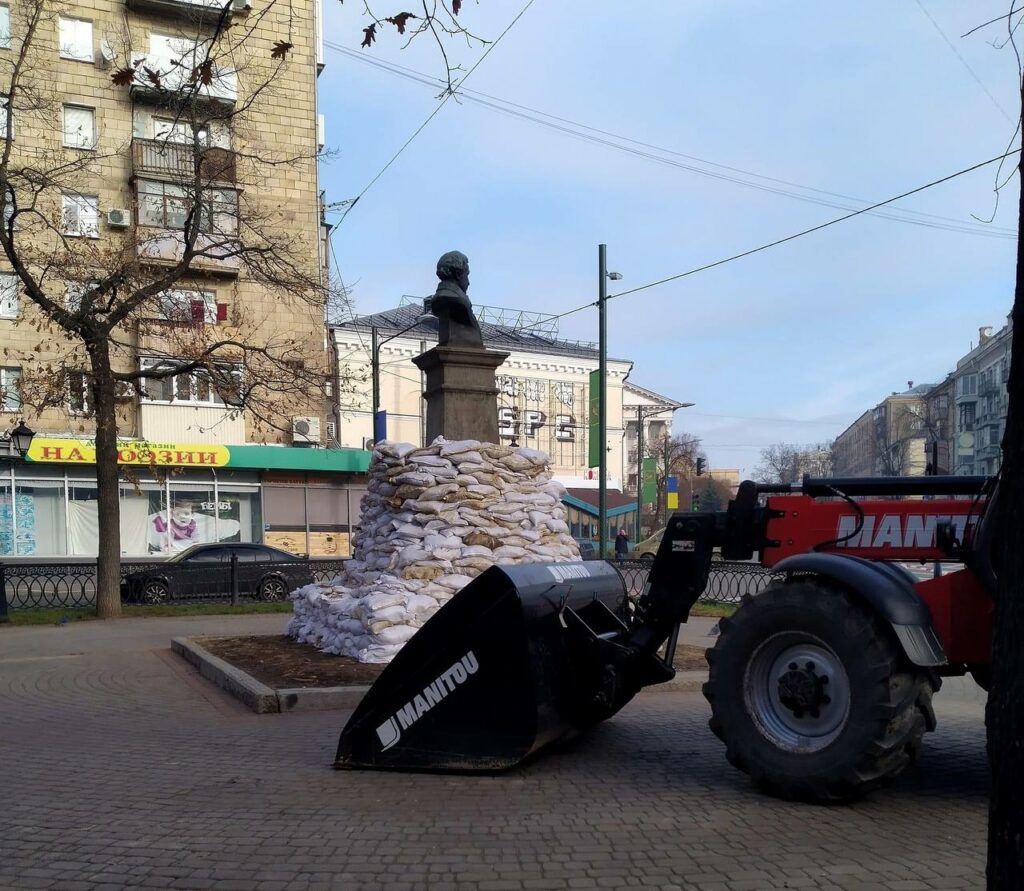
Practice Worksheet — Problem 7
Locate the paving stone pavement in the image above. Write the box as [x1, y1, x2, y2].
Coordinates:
[0, 617, 989, 891]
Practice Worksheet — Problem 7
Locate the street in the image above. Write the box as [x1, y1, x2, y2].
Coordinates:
[0, 616, 989, 891]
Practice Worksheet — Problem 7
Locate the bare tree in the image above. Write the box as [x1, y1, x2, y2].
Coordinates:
[0, 1, 356, 617]
[754, 442, 834, 485]
[873, 404, 926, 476]
[645, 432, 701, 527]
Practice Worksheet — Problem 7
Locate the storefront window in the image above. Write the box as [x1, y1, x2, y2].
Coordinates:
[68, 483, 98, 555]
[14, 479, 66, 555]
[217, 488, 261, 545]
[121, 481, 166, 556]
[0, 478, 11, 555]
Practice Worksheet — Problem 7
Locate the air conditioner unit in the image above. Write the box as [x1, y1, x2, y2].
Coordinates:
[292, 416, 321, 444]
[325, 420, 337, 441]
[362, 437, 374, 450]
[231, 0, 250, 11]
[106, 208, 131, 228]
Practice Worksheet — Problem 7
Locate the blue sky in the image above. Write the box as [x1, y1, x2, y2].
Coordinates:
[317, 1, 1020, 477]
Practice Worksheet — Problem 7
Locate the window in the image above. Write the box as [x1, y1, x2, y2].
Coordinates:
[200, 189, 238, 235]
[0, 6, 10, 50]
[141, 357, 242, 406]
[153, 117, 209, 145]
[63, 105, 95, 149]
[0, 366, 20, 411]
[138, 180, 188, 229]
[957, 374, 977, 397]
[0, 271, 16, 318]
[69, 370, 91, 414]
[959, 402, 976, 431]
[159, 289, 218, 324]
[1002, 358, 1009, 383]
[62, 193, 99, 237]
[137, 179, 238, 235]
[65, 280, 100, 312]
[58, 17, 93, 62]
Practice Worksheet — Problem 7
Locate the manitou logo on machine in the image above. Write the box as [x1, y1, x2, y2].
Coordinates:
[375, 652, 480, 751]
[835, 513, 976, 549]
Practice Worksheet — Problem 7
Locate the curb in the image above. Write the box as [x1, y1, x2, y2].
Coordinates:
[172, 637, 281, 714]
[172, 636, 372, 714]
[172, 635, 709, 715]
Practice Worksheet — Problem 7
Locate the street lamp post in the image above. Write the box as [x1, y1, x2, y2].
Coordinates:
[597, 245, 622, 559]
[0, 420, 35, 623]
[370, 316, 431, 446]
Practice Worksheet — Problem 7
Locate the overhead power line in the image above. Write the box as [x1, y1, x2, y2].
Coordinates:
[336, 0, 537, 225]
[325, 40, 1017, 240]
[606, 149, 1021, 304]
[914, 0, 1014, 123]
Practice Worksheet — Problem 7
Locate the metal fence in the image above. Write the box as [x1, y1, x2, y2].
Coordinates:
[1, 558, 349, 611]
[615, 558, 775, 604]
[1, 556, 771, 613]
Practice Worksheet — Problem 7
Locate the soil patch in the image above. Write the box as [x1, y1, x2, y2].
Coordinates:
[201, 635, 709, 690]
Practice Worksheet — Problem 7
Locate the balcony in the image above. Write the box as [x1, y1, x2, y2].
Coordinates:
[132, 138, 236, 183]
[136, 229, 241, 276]
[126, 0, 247, 20]
[129, 53, 237, 106]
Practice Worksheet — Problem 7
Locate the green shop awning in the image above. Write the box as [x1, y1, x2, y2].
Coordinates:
[226, 445, 370, 473]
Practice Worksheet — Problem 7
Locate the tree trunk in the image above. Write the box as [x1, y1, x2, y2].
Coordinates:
[986, 93, 1024, 886]
[88, 339, 122, 620]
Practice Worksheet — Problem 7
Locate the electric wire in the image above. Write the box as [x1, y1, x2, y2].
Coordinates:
[325, 41, 1017, 240]
[605, 149, 1021, 305]
[334, 0, 537, 226]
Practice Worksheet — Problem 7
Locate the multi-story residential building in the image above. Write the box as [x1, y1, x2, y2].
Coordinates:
[0, 0, 371, 559]
[923, 376, 955, 475]
[953, 319, 1012, 476]
[331, 299, 682, 493]
[832, 385, 933, 477]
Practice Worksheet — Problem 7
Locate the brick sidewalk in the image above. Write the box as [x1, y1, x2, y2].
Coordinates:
[0, 615, 988, 890]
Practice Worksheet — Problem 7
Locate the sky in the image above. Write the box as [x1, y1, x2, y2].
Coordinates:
[317, 1, 1021, 478]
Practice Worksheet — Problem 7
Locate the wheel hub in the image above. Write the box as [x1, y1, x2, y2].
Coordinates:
[744, 635, 851, 753]
[777, 660, 831, 718]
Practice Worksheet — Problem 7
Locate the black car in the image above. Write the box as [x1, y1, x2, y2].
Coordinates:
[120, 543, 314, 604]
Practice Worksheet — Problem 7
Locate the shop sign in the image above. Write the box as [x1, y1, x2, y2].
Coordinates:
[27, 437, 230, 468]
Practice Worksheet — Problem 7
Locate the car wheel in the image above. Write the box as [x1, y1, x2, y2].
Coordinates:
[141, 580, 170, 605]
[640, 552, 656, 559]
[257, 575, 288, 602]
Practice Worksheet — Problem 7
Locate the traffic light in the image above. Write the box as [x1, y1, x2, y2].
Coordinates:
[691, 492, 701, 512]
[696, 457, 706, 476]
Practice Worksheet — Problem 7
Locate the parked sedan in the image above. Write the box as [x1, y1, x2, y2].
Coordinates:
[121, 543, 314, 604]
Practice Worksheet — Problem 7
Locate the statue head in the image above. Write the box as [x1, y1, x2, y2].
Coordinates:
[436, 250, 470, 293]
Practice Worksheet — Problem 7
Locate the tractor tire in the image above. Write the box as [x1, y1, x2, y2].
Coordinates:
[703, 579, 938, 802]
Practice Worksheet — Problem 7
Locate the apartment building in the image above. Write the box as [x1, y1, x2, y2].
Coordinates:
[0, 0, 373, 559]
[832, 385, 933, 477]
[953, 319, 1013, 476]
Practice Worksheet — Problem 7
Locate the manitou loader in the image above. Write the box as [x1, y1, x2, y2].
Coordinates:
[336, 474, 996, 801]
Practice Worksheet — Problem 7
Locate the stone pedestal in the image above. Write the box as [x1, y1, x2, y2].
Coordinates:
[413, 345, 510, 444]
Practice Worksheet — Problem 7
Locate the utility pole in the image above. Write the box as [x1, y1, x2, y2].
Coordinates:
[634, 406, 644, 544]
[598, 244, 608, 558]
[370, 325, 381, 444]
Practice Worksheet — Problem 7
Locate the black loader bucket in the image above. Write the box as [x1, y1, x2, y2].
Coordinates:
[335, 561, 674, 772]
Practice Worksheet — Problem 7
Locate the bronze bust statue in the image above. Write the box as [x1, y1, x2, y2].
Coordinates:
[429, 250, 484, 348]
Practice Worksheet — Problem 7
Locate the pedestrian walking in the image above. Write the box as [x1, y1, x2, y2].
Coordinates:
[614, 528, 629, 561]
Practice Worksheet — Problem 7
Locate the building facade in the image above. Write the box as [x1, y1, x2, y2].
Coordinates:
[952, 320, 1012, 476]
[621, 382, 684, 496]
[0, 0, 370, 558]
[331, 300, 651, 489]
[832, 386, 932, 477]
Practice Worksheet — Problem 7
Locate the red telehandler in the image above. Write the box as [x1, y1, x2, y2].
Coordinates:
[336, 474, 996, 801]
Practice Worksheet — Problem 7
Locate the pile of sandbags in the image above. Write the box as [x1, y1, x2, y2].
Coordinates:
[288, 438, 580, 662]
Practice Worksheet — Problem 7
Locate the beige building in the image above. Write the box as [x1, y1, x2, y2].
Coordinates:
[621, 382, 686, 496]
[331, 300, 646, 489]
[952, 319, 1012, 476]
[832, 385, 933, 477]
[0, 0, 374, 559]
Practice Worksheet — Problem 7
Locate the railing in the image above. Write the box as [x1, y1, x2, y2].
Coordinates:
[132, 138, 237, 182]
[614, 558, 775, 605]
[0, 557, 768, 613]
[1, 558, 348, 611]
